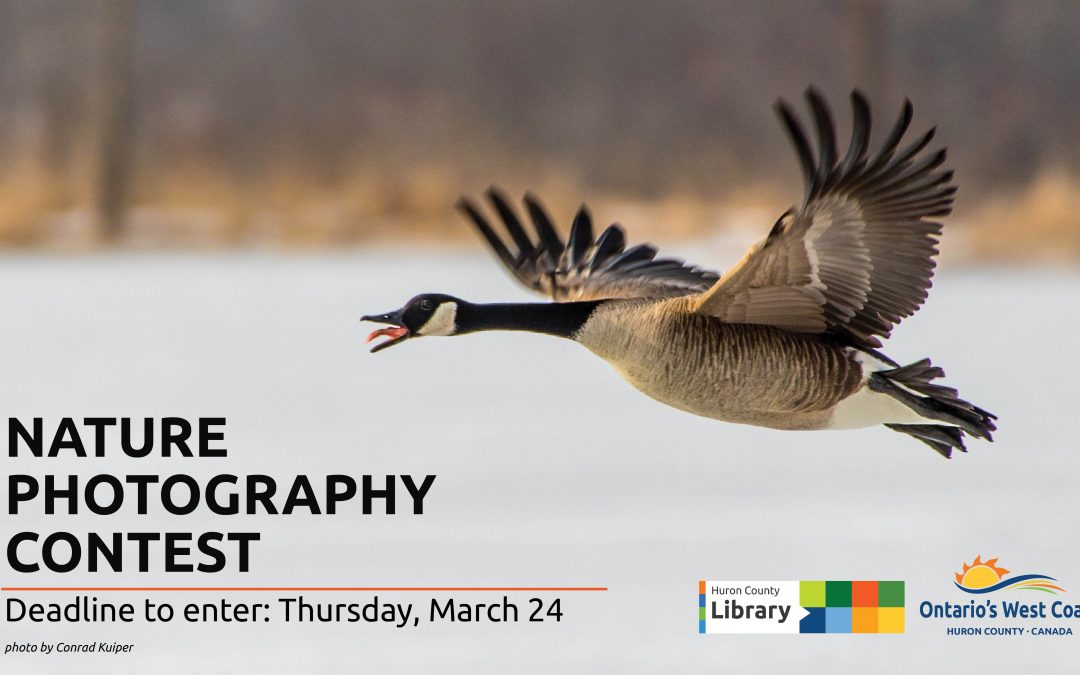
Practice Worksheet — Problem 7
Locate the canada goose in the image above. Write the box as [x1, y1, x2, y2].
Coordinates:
[363, 89, 996, 457]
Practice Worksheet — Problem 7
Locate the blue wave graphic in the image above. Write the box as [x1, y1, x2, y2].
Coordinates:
[955, 574, 1058, 594]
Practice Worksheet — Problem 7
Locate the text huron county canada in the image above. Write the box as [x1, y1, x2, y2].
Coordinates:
[6, 418, 436, 573]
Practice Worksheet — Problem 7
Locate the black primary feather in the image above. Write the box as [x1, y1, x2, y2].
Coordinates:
[458, 188, 718, 302]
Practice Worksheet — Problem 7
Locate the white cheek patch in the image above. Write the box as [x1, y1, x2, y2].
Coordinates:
[416, 302, 457, 336]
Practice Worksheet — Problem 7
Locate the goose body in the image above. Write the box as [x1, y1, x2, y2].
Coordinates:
[363, 89, 996, 457]
[576, 297, 866, 430]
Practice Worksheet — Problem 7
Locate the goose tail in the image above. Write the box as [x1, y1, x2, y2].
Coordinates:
[868, 358, 997, 458]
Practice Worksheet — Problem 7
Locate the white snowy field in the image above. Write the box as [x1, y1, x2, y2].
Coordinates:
[0, 249, 1078, 674]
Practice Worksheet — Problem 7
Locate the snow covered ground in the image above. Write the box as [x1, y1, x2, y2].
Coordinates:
[1, 250, 1078, 673]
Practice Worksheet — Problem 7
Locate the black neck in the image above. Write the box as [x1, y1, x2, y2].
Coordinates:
[455, 301, 602, 339]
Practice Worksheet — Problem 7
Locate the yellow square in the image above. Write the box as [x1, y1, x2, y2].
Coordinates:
[852, 607, 878, 633]
[878, 607, 905, 633]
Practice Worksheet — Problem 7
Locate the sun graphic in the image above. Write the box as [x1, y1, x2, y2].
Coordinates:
[955, 555, 1010, 589]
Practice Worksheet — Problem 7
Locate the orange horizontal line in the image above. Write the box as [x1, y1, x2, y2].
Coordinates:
[2, 586, 607, 592]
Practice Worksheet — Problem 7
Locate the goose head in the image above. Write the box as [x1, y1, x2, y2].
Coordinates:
[362, 293, 462, 352]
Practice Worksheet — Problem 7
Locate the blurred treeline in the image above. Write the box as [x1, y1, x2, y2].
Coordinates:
[0, 0, 1077, 258]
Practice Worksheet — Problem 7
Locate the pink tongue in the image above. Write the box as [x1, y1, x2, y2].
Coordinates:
[366, 326, 408, 343]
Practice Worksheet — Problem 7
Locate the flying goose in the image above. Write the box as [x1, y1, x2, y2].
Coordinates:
[362, 89, 996, 457]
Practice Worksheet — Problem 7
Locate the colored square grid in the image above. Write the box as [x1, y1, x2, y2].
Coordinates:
[852, 607, 878, 633]
[800, 580, 826, 607]
[800, 607, 826, 633]
[825, 607, 852, 633]
[852, 581, 878, 607]
[878, 581, 905, 607]
[878, 607, 904, 633]
[826, 581, 852, 607]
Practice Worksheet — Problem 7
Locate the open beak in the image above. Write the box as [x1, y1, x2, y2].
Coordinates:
[360, 309, 410, 353]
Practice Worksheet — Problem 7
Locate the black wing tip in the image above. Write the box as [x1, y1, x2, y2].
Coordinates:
[803, 85, 826, 103]
[775, 99, 815, 193]
[901, 97, 914, 119]
[458, 188, 719, 298]
[483, 185, 517, 214]
[570, 205, 593, 228]
[455, 196, 490, 224]
[891, 99, 915, 146]
[484, 184, 510, 200]
[928, 147, 948, 169]
[850, 91, 872, 129]
[522, 191, 545, 208]
[779, 89, 953, 201]
[806, 91, 837, 187]
[774, 98, 799, 126]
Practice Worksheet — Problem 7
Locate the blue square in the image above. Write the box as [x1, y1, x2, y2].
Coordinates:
[699, 594, 705, 607]
[826, 607, 852, 633]
[800, 607, 826, 633]
[699, 619, 706, 633]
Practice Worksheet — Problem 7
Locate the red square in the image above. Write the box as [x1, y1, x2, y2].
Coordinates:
[852, 581, 878, 607]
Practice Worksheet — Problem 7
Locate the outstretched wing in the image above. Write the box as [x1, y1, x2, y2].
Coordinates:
[695, 88, 955, 348]
[458, 188, 718, 302]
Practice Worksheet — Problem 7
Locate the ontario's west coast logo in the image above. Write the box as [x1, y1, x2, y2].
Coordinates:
[954, 555, 1064, 595]
[698, 580, 904, 634]
[918, 554, 1077, 637]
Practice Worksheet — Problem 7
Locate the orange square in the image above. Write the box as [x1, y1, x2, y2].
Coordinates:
[698, 580, 706, 594]
[852, 607, 878, 633]
[852, 581, 878, 607]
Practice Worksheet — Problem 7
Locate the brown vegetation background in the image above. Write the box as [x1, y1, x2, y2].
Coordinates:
[1, 0, 1077, 259]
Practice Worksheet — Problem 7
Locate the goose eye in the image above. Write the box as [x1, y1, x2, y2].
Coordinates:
[419, 299, 433, 311]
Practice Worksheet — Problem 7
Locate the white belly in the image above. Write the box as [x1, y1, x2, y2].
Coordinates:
[827, 384, 928, 429]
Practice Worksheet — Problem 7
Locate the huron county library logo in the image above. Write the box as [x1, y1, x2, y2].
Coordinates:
[698, 580, 904, 634]
[954, 555, 1064, 595]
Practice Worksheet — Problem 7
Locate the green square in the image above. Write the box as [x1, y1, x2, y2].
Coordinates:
[878, 581, 905, 607]
[800, 580, 826, 607]
[826, 581, 852, 607]
[699, 606, 706, 620]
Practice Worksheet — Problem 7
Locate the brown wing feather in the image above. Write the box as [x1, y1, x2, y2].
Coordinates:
[695, 89, 954, 348]
[458, 188, 718, 302]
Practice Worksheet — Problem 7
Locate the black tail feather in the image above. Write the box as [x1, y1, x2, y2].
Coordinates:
[886, 423, 967, 459]
[869, 357, 997, 457]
